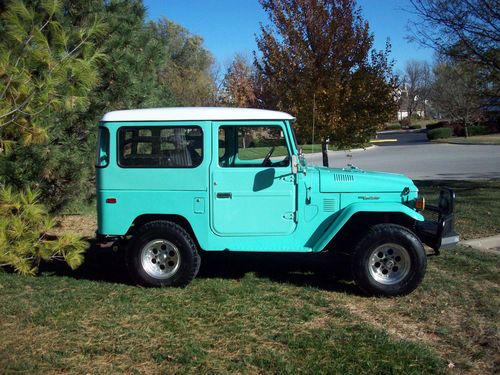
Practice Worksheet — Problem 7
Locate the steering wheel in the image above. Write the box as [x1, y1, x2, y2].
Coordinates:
[262, 146, 275, 167]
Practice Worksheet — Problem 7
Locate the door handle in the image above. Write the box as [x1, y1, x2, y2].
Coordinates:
[217, 192, 232, 199]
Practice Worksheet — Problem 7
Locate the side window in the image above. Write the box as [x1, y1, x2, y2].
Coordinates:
[118, 126, 203, 168]
[218, 125, 290, 168]
[96, 127, 109, 167]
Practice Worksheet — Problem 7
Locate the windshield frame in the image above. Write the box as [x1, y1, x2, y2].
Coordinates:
[288, 121, 299, 152]
[287, 120, 307, 167]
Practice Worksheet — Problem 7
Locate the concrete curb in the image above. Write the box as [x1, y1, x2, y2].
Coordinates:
[460, 235, 500, 255]
[377, 129, 425, 134]
[429, 139, 500, 146]
[304, 145, 377, 157]
[437, 141, 500, 146]
[331, 145, 377, 153]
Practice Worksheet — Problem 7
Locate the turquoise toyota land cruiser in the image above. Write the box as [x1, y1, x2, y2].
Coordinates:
[96, 107, 459, 296]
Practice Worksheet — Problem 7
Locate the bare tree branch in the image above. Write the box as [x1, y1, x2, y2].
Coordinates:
[407, 0, 499, 72]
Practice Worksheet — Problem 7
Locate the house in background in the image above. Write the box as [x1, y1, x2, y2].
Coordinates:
[395, 85, 426, 120]
[481, 97, 500, 122]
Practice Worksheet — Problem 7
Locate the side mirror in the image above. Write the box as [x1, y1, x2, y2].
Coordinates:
[291, 154, 298, 175]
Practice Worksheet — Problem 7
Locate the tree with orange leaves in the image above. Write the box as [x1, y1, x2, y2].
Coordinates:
[222, 54, 257, 108]
[256, 0, 397, 166]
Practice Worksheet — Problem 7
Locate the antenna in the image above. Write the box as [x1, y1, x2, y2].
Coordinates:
[312, 93, 315, 154]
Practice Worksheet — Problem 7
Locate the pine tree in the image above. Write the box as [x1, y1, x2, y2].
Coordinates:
[1, 0, 216, 211]
[0, 186, 87, 275]
[0, 0, 105, 153]
[0, 0, 106, 211]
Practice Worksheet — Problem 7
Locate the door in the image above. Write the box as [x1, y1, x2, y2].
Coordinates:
[211, 122, 297, 236]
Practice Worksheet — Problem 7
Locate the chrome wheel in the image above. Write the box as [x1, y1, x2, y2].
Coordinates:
[140, 239, 180, 279]
[368, 243, 411, 285]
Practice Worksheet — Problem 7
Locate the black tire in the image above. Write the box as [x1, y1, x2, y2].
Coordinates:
[351, 224, 426, 296]
[126, 220, 200, 287]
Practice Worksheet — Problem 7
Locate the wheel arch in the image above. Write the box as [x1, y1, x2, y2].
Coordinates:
[313, 203, 424, 252]
[127, 214, 202, 250]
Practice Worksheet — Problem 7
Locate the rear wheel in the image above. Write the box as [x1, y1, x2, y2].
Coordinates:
[127, 221, 200, 287]
[351, 224, 426, 296]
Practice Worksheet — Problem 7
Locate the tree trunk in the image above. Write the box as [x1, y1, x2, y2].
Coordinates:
[321, 141, 329, 167]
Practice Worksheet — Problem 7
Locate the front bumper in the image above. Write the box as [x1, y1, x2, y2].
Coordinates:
[416, 188, 459, 253]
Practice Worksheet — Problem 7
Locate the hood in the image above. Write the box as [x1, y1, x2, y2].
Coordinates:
[311, 166, 417, 193]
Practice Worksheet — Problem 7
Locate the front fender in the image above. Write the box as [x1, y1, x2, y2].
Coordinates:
[312, 202, 424, 252]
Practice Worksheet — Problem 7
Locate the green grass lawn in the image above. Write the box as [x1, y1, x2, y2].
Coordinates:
[237, 144, 317, 160]
[416, 180, 500, 240]
[1, 180, 499, 374]
[384, 119, 436, 130]
[433, 133, 500, 145]
[234, 143, 365, 160]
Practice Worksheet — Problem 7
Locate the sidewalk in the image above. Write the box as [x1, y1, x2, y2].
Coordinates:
[460, 235, 500, 255]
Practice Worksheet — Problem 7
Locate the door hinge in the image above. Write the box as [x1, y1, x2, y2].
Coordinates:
[281, 174, 296, 183]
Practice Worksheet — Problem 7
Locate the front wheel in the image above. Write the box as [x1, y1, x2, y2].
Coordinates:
[127, 221, 200, 287]
[351, 224, 426, 296]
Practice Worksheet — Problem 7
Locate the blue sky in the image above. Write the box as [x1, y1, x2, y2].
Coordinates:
[144, 0, 434, 73]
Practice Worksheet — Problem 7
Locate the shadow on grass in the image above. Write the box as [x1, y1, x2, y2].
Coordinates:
[39, 241, 360, 294]
[197, 250, 360, 294]
[39, 242, 131, 285]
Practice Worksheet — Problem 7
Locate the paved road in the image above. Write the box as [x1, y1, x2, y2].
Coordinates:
[373, 130, 428, 146]
[305, 132, 500, 180]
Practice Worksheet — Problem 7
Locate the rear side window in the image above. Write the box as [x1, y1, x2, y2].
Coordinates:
[96, 127, 110, 167]
[118, 126, 203, 168]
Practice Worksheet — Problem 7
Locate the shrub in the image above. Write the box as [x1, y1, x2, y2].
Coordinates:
[427, 127, 452, 140]
[409, 124, 422, 129]
[426, 121, 448, 130]
[485, 122, 500, 133]
[449, 122, 465, 136]
[251, 138, 276, 147]
[0, 186, 87, 275]
[399, 118, 410, 127]
[468, 125, 490, 136]
[385, 123, 401, 130]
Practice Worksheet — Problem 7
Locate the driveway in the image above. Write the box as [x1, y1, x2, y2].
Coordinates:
[373, 130, 428, 146]
[304, 131, 500, 180]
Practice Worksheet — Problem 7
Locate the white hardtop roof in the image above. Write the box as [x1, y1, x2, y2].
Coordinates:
[101, 107, 295, 122]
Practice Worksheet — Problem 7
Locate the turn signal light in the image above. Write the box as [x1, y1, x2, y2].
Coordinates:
[415, 197, 425, 211]
[106, 198, 117, 204]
